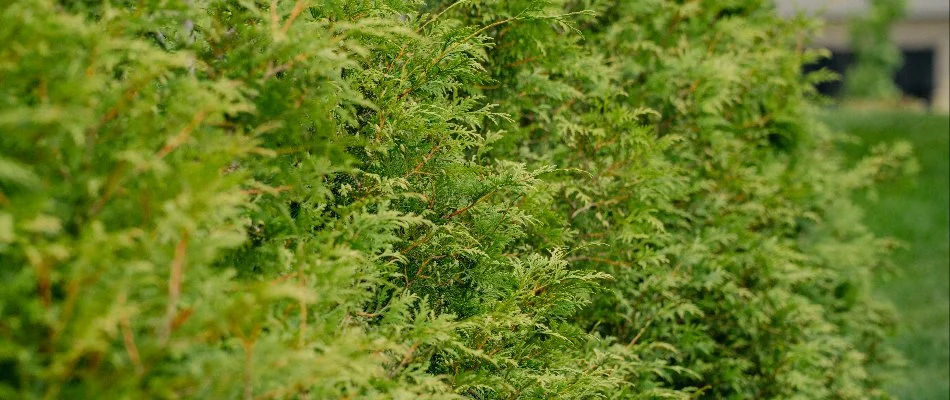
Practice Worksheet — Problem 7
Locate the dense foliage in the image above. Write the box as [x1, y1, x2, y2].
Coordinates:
[1, 0, 909, 398]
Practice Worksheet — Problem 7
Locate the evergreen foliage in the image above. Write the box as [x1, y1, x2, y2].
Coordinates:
[844, 0, 907, 100]
[1, 1, 908, 398]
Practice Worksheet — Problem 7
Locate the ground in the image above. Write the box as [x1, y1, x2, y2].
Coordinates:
[827, 110, 950, 400]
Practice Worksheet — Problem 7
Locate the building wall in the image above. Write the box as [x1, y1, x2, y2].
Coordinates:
[811, 19, 950, 112]
[776, 0, 950, 112]
[777, 0, 950, 21]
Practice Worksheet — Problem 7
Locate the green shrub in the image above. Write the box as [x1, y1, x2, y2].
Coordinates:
[844, 0, 907, 100]
[1, 1, 905, 398]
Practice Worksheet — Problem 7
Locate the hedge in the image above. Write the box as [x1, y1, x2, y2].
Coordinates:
[0, 1, 910, 398]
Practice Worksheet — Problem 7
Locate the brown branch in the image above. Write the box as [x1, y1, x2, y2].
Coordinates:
[570, 203, 596, 220]
[705, 33, 721, 58]
[263, 62, 291, 79]
[385, 44, 408, 73]
[355, 311, 382, 318]
[570, 194, 631, 219]
[242, 335, 257, 400]
[553, 98, 578, 116]
[375, 111, 386, 142]
[34, 258, 52, 308]
[171, 308, 194, 333]
[442, 190, 495, 220]
[118, 293, 145, 376]
[741, 115, 772, 129]
[664, 7, 685, 41]
[281, 0, 309, 34]
[87, 161, 128, 219]
[406, 144, 442, 177]
[161, 232, 189, 344]
[269, 273, 297, 286]
[397, 85, 413, 100]
[241, 185, 293, 196]
[567, 256, 627, 267]
[505, 56, 539, 68]
[400, 230, 434, 255]
[686, 79, 701, 95]
[86, 72, 158, 146]
[157, 109, 209, 159]
[413, 254, 448, 280]
[388, 343, 419, 378]
[627, 310, 663, 348]
[263, 53, 308, 80]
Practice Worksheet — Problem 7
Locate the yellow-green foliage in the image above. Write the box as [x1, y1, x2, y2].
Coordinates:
[0, 1, 906, 398]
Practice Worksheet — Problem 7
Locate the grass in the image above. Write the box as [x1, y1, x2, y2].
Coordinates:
[824, 110, 950, 400]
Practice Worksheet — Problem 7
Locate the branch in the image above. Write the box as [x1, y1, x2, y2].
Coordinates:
[429, 17, 517, 68]
[567, 256, 628, 267]
[442, 189, 495, 220]
[160, 232, 189, 345]
[417, 0, 468, 33]
[157, 109, 210, 159]
[406, 144, 442, 177]
[388, 343, 419, 378]
[281, 0, 309, 34]
[241, 185, 293, 196]
[570, 194, 630, 219]
[413, 254, 448, 280]
[118, 293, 145, 376]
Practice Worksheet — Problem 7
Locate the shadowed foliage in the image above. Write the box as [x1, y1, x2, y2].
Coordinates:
[1, 1, 908, 398]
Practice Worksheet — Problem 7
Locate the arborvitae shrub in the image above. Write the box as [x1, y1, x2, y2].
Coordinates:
[844, 0, 907, 100]
[1, 1, 908, 398]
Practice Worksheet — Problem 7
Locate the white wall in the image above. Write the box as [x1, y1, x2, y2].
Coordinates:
[776, 0, 949, 20]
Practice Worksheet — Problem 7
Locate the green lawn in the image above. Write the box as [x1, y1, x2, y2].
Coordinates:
[825, 111, 950, 400]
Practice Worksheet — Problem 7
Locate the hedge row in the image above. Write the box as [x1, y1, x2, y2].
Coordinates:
[1, 1, 909, 398]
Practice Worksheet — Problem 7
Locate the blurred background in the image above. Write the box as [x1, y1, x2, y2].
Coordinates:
[778, 1, 949, 399]
[778, 0, 949, 112]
